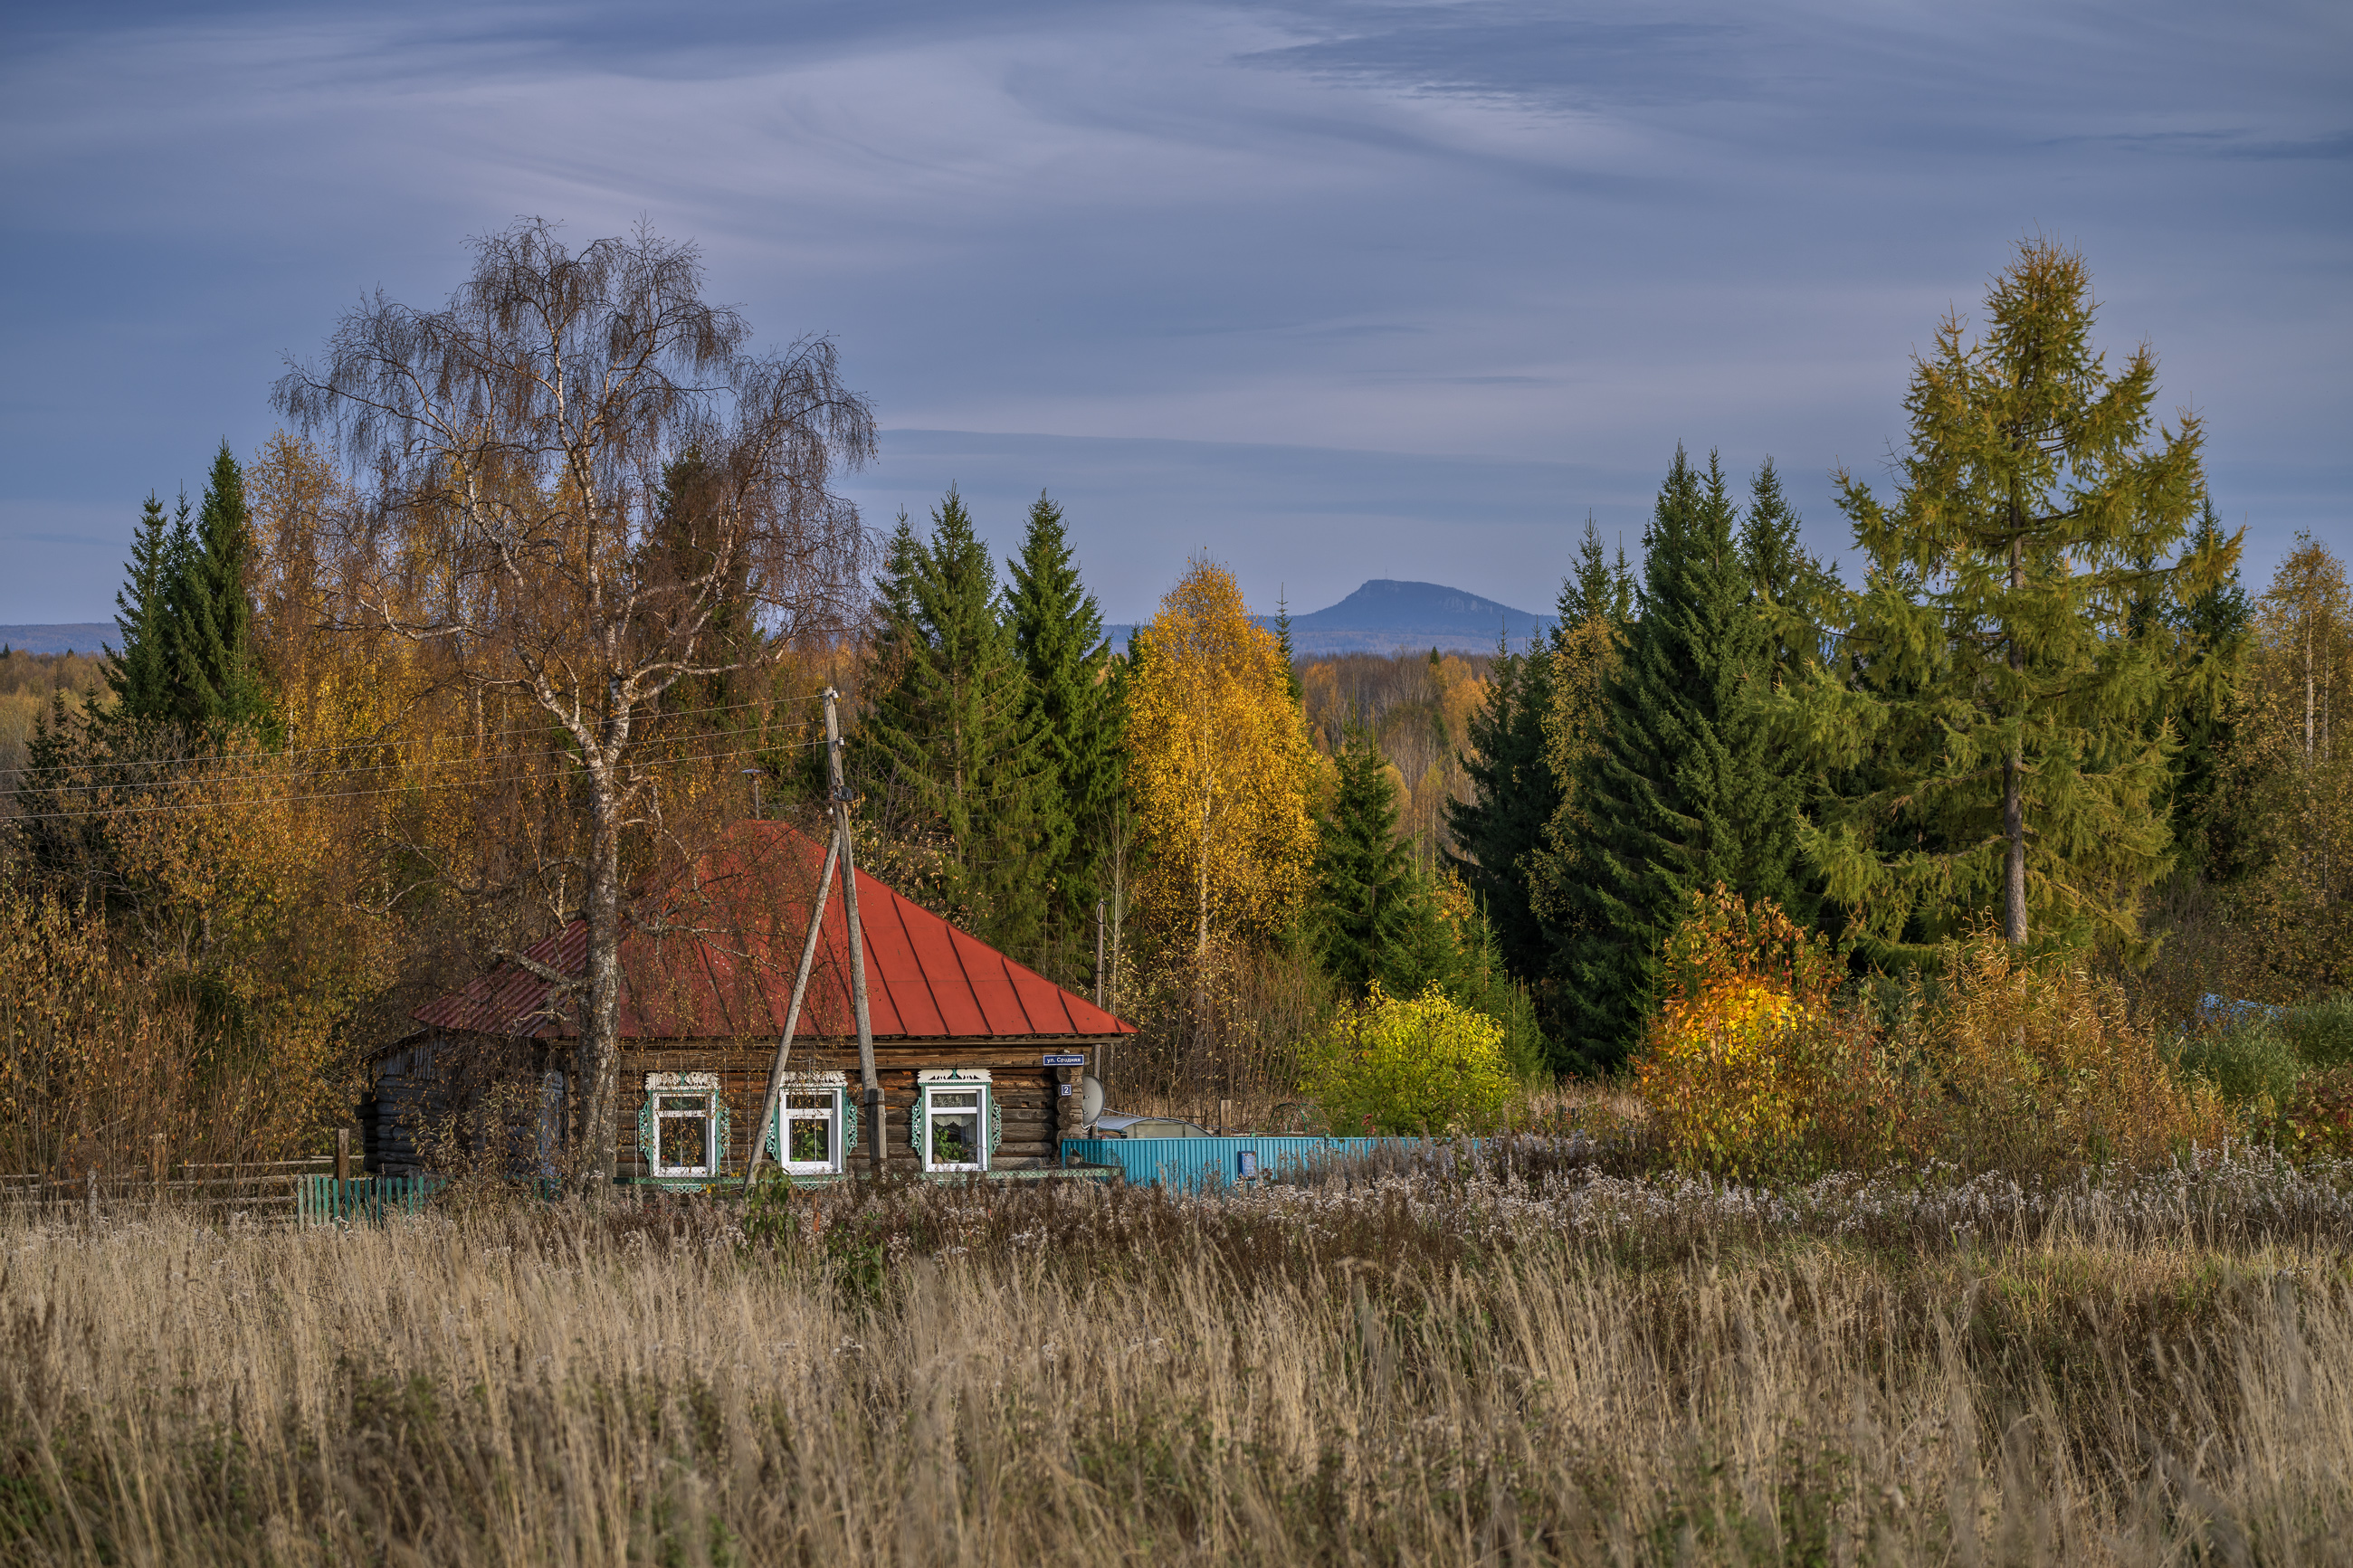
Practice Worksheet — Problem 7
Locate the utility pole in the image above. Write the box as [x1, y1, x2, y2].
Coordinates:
[1093, 898, 1106, 1009]
[824, 689, 883, 1176]
[740, 826, 843, 1189]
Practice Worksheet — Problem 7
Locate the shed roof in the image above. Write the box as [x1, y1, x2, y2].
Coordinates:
[412, 821, 1135, 1042]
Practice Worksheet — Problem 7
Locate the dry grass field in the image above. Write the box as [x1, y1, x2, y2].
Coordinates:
[6, 1144, 2353, 1566]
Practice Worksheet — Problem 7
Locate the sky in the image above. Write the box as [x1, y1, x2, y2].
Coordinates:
[3, 0, 2346, 626]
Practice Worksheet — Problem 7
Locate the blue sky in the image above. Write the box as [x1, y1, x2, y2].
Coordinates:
[4, 0, 2345, 625]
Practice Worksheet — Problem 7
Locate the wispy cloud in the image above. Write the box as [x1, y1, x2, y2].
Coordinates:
[0, 0, 2344, 621]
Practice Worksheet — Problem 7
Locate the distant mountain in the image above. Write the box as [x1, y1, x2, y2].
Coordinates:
[0, 623, 112, 655]
[1275, 580, 1551, 655]
[1108, 581, 1550, 657]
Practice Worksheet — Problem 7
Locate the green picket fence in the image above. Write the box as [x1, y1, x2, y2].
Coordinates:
[294, 1174, 439, 1225]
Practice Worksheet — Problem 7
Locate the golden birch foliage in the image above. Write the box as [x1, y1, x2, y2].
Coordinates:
[1127, 559, 1322, 950]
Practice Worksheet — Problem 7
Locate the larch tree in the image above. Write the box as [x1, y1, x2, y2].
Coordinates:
[1126, 558, 1321, 984]
[1785, 239, 2227, 955]
[859, 486, 1048, 956]
[275, 219, 875, 1182]
[1003, 489, 1119, 974]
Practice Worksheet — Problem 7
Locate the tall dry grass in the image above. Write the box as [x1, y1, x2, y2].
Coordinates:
[6, 1150, 2353, 1565]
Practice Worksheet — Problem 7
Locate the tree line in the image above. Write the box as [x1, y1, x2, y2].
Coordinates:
[1452, 239, 2345, 1070]
[3, 223, 2347, 1177]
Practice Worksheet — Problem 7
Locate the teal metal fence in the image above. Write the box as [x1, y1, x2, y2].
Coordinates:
[295, 1174, 439, 1225]
[1060, 1136, 1456, 1191]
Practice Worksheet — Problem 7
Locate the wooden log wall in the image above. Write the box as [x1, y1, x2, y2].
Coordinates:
[366, 1031, 1110, 1178]
[615, 1040, 1104, 1175]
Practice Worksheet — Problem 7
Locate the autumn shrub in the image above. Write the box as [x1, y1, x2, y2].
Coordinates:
[1634, 889, 2236, 1178]
[0, 878, 341, 1176]
[1633, 887, 1920, 1176]
[1927, 935, 2232, 1171]
[1299, 982, 1516, 1135]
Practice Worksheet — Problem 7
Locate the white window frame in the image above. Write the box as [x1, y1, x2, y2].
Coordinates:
[645, 1071, 721, 1178]
[917, 1068, 992, 1174]
[776, 1070, 849, 1175]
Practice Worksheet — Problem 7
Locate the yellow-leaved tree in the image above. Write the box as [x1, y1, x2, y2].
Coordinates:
[1127, 558, 1322, 982]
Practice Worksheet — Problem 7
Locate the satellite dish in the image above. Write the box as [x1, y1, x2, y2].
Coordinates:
[1080, 1074, 1105, 1125]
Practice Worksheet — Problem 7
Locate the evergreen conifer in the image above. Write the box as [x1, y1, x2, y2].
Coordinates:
[1310, 730, 1426, 992]
[1739, 459, 1836, 684]
[1560, 447, 1802, 1069]
[1273, 591, 1303, 705]
[1786, 241, 2226, 953]
[860, 487, 1050, 955]
[2167, 496, 2252, 882]
[105, 492, 180, 723]
[1005, 490, 1119, 972]
[165, 442, 269, 731]
[1442, 636, 1557, 984]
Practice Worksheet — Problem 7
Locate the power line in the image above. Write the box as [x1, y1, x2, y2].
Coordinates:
[3, 736, 831, 824]
[0, 686, 847, 798]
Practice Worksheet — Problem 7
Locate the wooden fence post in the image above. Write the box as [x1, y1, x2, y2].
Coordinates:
[336, 1127, 352, 1184]
[85, 1165, 98, 1225]
[150, 1133, 166, 1191]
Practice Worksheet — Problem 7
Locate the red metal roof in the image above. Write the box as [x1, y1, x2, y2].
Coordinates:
[412, 822, 1136, 1041]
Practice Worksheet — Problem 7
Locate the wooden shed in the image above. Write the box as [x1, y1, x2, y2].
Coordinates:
[365, 821, 1135, 1182]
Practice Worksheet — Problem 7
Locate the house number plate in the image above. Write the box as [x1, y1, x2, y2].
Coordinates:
[1041, 1054, 1085, 1066]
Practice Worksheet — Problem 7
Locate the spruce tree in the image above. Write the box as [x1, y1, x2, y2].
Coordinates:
[1273, 590, 1303, 704]
[1561, 447, 1801, 1069]
[1554, 515, 1628, 630]
[2167, 496, 2252, 882]
[1528, 518, 1631, 994]
[1786, 240, 2225, 953]
[1740, 458, 1836, 684]
[105, 492, 179, 723]
[1004, 490, 1119, 970]
[165, 442, 268, 731]
[860, 487, 1050, 955]
[1442, 635, 1557, 984]
[1310, 729, 1424, 991]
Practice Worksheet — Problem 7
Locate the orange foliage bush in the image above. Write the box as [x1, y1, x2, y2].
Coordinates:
[1635, 888, 2231, 1178]
[1634, 887, 1916, 1176]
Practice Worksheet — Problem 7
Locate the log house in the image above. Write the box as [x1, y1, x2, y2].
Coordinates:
[363, 822, 1134, 1181]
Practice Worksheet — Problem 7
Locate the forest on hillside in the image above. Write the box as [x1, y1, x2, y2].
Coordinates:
[1, 223, 2348, 1179]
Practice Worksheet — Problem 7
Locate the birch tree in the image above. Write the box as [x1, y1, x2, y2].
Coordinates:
[274, 219, 874, 1180]
[1125, 558, 1320, 974]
